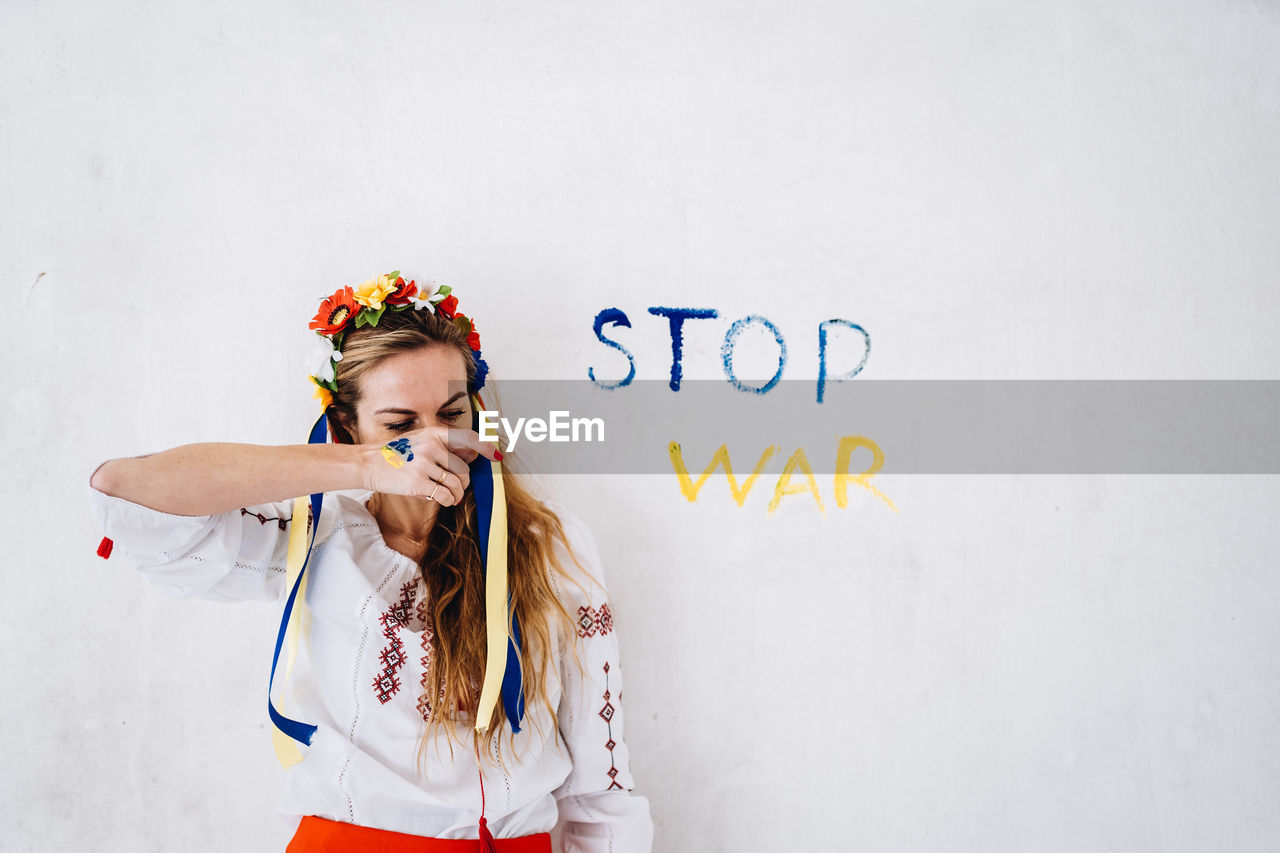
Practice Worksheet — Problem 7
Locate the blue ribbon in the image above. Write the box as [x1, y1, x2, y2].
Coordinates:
[267, 411, 328, 749]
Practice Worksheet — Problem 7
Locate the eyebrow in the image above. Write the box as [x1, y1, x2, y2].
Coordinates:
[373, 392, 467, 416]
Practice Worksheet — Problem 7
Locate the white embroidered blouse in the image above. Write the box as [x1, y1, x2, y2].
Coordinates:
[86, 482, 653, 853]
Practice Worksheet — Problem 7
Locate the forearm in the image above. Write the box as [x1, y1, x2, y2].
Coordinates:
[88, 442, 370, 517]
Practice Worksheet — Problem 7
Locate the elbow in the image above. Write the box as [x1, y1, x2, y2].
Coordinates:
[89, 458, 120, 494]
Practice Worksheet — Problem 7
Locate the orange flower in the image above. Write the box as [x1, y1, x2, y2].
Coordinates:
[310, 286, 360, 335]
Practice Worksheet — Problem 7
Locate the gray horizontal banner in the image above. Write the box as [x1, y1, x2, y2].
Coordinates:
[447, 380, 1280, 474]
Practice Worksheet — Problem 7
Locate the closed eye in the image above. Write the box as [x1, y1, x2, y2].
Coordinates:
[387, 410, 465, 432]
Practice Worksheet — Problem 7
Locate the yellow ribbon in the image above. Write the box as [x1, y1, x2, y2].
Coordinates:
[272, 496, 313, 768]
[473, 391, 509, 734]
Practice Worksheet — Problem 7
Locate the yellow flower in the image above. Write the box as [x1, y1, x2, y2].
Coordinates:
[352, 273, 397, 310]
[311, 375, 333, 410]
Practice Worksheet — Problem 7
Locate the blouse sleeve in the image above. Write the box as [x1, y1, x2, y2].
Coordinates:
[550, 509, 655, 853]
[86, 481, 299, 603]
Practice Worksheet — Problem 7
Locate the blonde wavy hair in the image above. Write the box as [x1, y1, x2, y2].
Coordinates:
[325, 305, 600, 777]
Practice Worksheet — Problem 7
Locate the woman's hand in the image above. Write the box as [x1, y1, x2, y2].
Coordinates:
[360, 425, 503, 506]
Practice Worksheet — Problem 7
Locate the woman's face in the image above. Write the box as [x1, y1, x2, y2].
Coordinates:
[343, 345, 479, 463]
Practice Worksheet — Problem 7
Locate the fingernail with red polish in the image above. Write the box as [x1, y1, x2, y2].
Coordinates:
[494, 450, 504, 460]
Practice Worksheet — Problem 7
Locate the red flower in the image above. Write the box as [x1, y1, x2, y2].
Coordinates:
[435, 294, 458, 317]
[385, 276, 418, 306]
[467, 330, 481, 350]
[309, 286, 360, 335]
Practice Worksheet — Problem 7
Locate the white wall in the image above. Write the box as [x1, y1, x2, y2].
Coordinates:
[4, 0, 1279, 850]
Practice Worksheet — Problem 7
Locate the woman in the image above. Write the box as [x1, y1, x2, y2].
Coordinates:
[87, 272, 653, 852]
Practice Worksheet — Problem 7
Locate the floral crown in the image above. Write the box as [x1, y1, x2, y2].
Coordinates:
[307, 270, 489, 411]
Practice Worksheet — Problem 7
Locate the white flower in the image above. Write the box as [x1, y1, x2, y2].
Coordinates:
[410, 280, 441, 311]
[309, 334, 343, 383]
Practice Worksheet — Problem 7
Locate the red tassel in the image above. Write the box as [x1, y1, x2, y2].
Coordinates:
[96, 536, 114, 559]
[475, 737, 497, 852]
[478, 816, 498, 853]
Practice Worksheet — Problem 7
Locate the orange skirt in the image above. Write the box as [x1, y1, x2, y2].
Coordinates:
[286, 815, 553, 852]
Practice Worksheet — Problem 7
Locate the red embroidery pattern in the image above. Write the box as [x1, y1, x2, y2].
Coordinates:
[372, 580, 418, 704]
[240, 507, 289, 531]
[577, 603, 614, 638]
[600, 661, 622, 790]
[375, 585, 480, 721]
